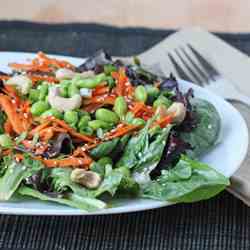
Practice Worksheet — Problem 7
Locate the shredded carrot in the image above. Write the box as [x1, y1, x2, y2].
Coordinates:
[105, 124, 140, 140]
[15, 154, 24, 162]
[21, 140, 34, 149]
[28, 74, 59, 83]
[34, 144, 49, 155]
[48, 117, 96, 143]
[92, 85, 109, 96]
[43, 157, 92, 168]
[4, 119, 14, 135]
[0, 75, 10, 81]
[155, 115, 173, 128]
[112, 68, 128, 96]
[29, 120, 51, 136]
[0, 94, 31, 134]
[37, 52, 75, 70]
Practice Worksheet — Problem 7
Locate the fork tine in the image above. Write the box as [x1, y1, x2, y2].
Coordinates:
[187, 44, 220, 79]
[174, 49, 203, 85]
[180, 48, 209, 84]
[167, 52, 193, 82]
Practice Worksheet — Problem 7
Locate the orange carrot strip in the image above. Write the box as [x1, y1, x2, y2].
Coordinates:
[43, 157, 92, 168]
[155, 115, 173, 128]
[105, 124, 140, 140]
[4, 119, 14, 135]
[0, 75, 10, 80]
[29, 120, 52, 136]
[48, 117, 96, 143]
[0, 95, 27, 134]
[15, 154, 24, 162]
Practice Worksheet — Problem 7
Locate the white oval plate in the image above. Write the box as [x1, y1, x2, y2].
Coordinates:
[0, 52, 248, 216]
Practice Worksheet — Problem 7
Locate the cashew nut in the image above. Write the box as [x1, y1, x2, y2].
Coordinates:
[55, 68, 95, 80]
[6, 75, 32, 94]
[167, 102, 186, 124]
[55, 68, 75, 80]
[48, 86, 82, 112]
[70, 169, 101, 189]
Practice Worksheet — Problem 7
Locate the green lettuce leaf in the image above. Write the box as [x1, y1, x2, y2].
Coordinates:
[18, 186, 106, 212]
[141, 155, 229, 203]
[0, 157, 43, 200]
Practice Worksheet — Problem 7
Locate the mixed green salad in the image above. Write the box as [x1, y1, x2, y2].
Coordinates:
[0, 50, 229, 212]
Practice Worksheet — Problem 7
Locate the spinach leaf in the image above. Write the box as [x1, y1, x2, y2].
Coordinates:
[93, 165, 124, 197]
[0, 111, 6, 134]
[180, 99, 221, 158]
[141, 155, 229, 203]
[0, 157, 43, 200]
[90, 138, 120, 159]
[117, 119, 172, 184]
[18, 186, 106, 212]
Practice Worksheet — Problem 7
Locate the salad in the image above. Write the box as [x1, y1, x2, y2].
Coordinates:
[0, 50, 229, 212]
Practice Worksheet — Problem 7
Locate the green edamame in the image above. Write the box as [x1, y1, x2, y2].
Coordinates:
[104, 64, 116, 75]
[68, 84, 80, 97]
[64, 111, 78, 125]
[114, 96, 127, 118]
[0, 134, 13, 148]
[134, 85, 147, 103]
[28, 89, 40, 103]
[145, 85, 160, 100]
[153, 95, 172, 108]
[31, 101, 50, 116]
[79, 126, 93, 135]
[38, 84, 49, 101]
[59, 80, 71, 97]
[74, 73, 107, 89]
[78, 116, 91, 129]
[88, 120, 112, 130]
[95, 108, 119, 124]
[41, 108, 62, 119]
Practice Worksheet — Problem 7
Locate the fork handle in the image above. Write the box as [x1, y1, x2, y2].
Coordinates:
[229, 94, 250, 107]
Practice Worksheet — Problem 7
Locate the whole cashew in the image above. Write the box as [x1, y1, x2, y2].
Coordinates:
[167, 102, 187, 124]
[70, 169, 101, 189]
[55, 68, 95, 80]
[6, 75, 32, 95]
[48, 86, 82, 112]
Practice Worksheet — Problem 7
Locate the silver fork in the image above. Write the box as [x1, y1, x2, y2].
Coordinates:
[168, 44, 250, 107]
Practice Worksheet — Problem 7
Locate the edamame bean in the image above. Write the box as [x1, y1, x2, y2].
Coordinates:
[114, 96, 127, 118]
[153, 95, 172, 108]
[28, 89, 40, 103]
[131, 118, 146, 126]
[0, 134, 13, 148]
[64, 111, 78, 125]
[31, 101, 50, 116]
[145, 85, 160, 100]
[95, 108, 119, 124]
[59, 80, 71, 97]
[134, 85, 147, 103]
[74, 73, 107, 89]
[98, 156, 113, 167]
[79, 126, 93, 135]
[38, 84, 49, 101]
[41, 108, 63, 119]
[78, 116, 91, 129]
[68, 84, 80, 97]
[88, 120, 112, 130]
[104, 64, 116, 75]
